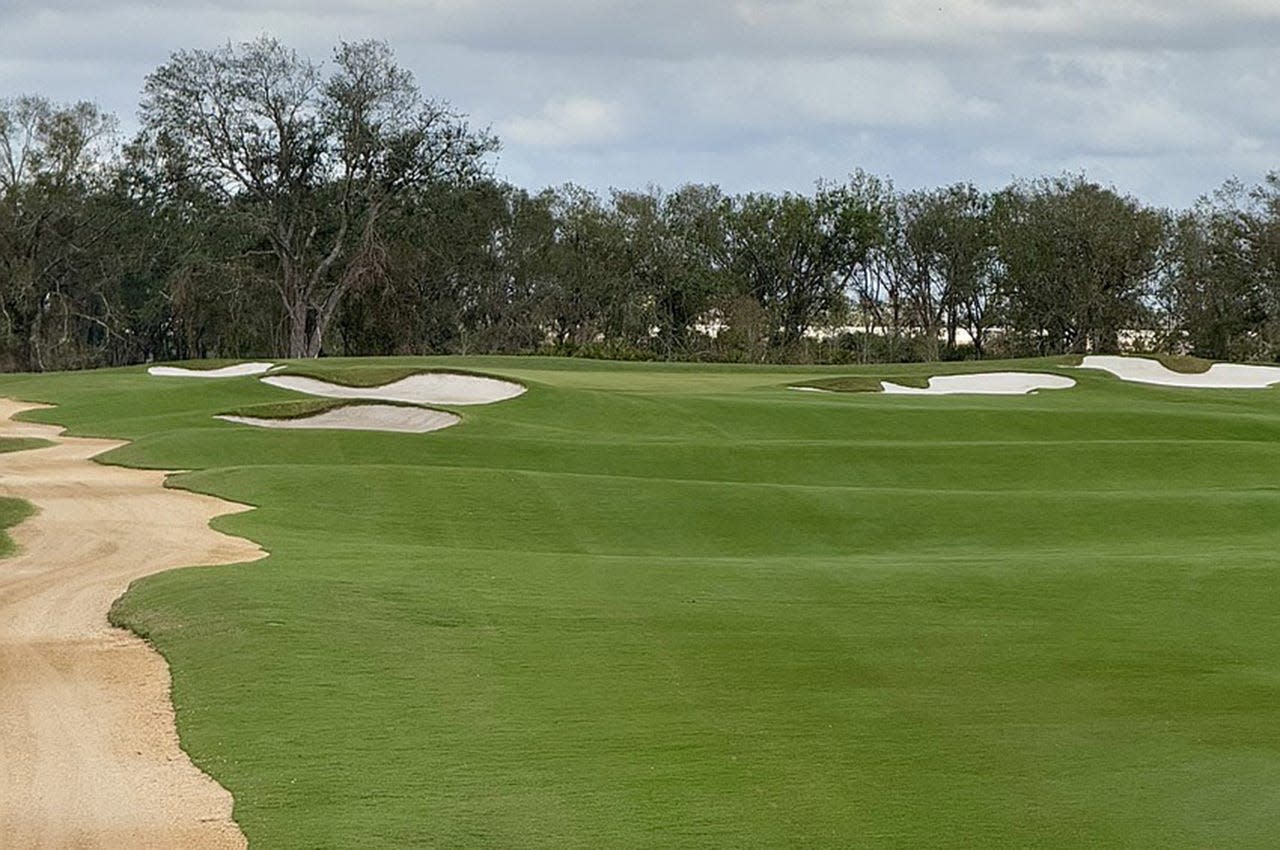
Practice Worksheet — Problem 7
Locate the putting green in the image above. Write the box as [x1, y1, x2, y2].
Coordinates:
[3, 356, 1280, 847]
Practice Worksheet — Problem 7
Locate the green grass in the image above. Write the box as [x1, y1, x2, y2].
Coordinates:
[0, 438, 49, 557]
[218, 398, 437, 421]
[281, 364, 527, 388]
[0, 436, 53, 453]
[150, 358, 269, 370]
[1147, 352, 1215, 373]
[1064, 352, 1217, 373]
[219, 398, 350, 419]
[0, 495, 35, 557]
[4, 355, 1280, 847]
[792, 374, 929, 392]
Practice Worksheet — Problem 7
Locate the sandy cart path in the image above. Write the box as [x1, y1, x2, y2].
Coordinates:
[0, 399, 263, 849]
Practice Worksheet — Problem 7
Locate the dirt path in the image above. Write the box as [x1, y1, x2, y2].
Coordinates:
[0, 399, 264, 849]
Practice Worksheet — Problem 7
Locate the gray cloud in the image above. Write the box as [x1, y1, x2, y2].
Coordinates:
[0, 0, 1276, 206]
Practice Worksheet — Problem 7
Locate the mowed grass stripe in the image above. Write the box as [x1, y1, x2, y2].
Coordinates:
[126, 431, 1280, 495]
[173, 470, 1278, 562]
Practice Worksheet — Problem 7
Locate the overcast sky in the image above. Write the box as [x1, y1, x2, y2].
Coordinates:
[1, 0, 1277, 207]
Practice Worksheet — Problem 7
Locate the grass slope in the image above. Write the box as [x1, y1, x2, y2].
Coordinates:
[3, 356, 1280, 847]
[218, 398, 435, 421]
[1147, 352, 1216, 373]
[791, 374, 928, 392]
[0, 496, 35, 557]
[0, 436, 54, 454]
[279, 364, 524, 388]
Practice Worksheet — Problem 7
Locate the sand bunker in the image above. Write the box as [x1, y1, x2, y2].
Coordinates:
[0, 399, 260, 849]
[149, 361, 275, 378]
[218, 404, 459, 434]
[881, 372, 1076, 395]
[1078, 355, 1280, 388]
[262, 372, 524, 405]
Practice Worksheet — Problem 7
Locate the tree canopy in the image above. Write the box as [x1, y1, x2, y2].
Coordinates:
[2, 37, 1280, 371]
[139, 36, 497, 357]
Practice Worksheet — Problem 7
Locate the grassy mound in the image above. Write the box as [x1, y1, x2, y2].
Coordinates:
[1147, 352, 1216, 373]
[278, 364, 526, 389]
[1063, 352, 1217, 373]
[791, 374, 929, 392]
[148, 358, 268, 371]
[217, 398, 434, 421]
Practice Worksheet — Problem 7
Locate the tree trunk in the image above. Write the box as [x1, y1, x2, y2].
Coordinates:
[286, 303, 309, 358]
[305, 319, 324, 358]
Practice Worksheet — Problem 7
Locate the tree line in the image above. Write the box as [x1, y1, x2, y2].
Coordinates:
[3, 36, 1279, 372]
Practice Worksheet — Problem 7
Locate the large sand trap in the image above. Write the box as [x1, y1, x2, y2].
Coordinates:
[218, 403, 460, 433]
[1078, 355, 1280, 388]
[0, 399, 262, 849]
[881, 372, 1076, 395]
[262, 371, 525, 405]
[149, 361, 275, 378]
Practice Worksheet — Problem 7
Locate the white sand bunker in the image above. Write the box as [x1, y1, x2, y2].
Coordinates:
[218, 404, 459, 434]
[149, 362, 275, 378]
[262, 372, 525, 405]
[1078, 355, 1280, 389]
[881, 372, 1076, 395]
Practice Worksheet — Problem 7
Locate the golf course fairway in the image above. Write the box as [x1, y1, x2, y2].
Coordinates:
[2, 355, 1279, 847]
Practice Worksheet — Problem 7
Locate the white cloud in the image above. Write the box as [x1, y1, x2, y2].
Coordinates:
[501, 97, 625, 148]
[0, 0, 1276, 205]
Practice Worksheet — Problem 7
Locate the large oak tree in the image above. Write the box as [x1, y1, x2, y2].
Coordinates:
[139, 36, 497, 357]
